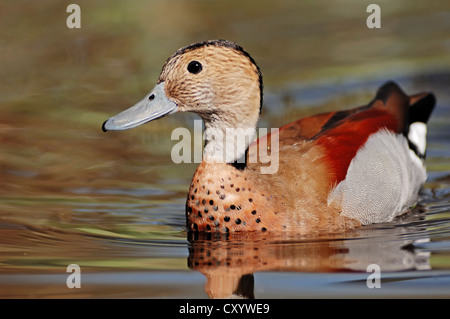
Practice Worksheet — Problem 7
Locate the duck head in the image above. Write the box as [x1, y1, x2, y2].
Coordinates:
[103, 40, 263, 163]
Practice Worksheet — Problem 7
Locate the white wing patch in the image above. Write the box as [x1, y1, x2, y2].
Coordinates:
[408, 122, 427, 156]
[327, 129, 427, 225]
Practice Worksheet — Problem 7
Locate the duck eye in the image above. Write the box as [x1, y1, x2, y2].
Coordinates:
[187, 61, 202, 74]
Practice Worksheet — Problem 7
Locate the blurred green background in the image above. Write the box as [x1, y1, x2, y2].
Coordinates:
[1, 0, 449, 189]
[3, 0, 450, 113]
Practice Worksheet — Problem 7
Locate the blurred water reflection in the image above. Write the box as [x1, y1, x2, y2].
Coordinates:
[188, 207, 434, 298]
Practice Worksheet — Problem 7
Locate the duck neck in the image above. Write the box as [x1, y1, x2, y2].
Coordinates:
[202, 118, 256, 167]
[231, 148, 249, 170]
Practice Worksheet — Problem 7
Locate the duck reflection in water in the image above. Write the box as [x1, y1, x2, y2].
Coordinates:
[187, 207, 430, 299]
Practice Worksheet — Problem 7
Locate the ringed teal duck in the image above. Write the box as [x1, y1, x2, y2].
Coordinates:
[103, 39, 435, 234]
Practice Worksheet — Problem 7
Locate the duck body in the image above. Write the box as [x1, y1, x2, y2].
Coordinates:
[103, 39, 435, 234]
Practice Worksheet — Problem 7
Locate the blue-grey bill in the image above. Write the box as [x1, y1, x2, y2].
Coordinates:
[102, 82, 177, 131]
